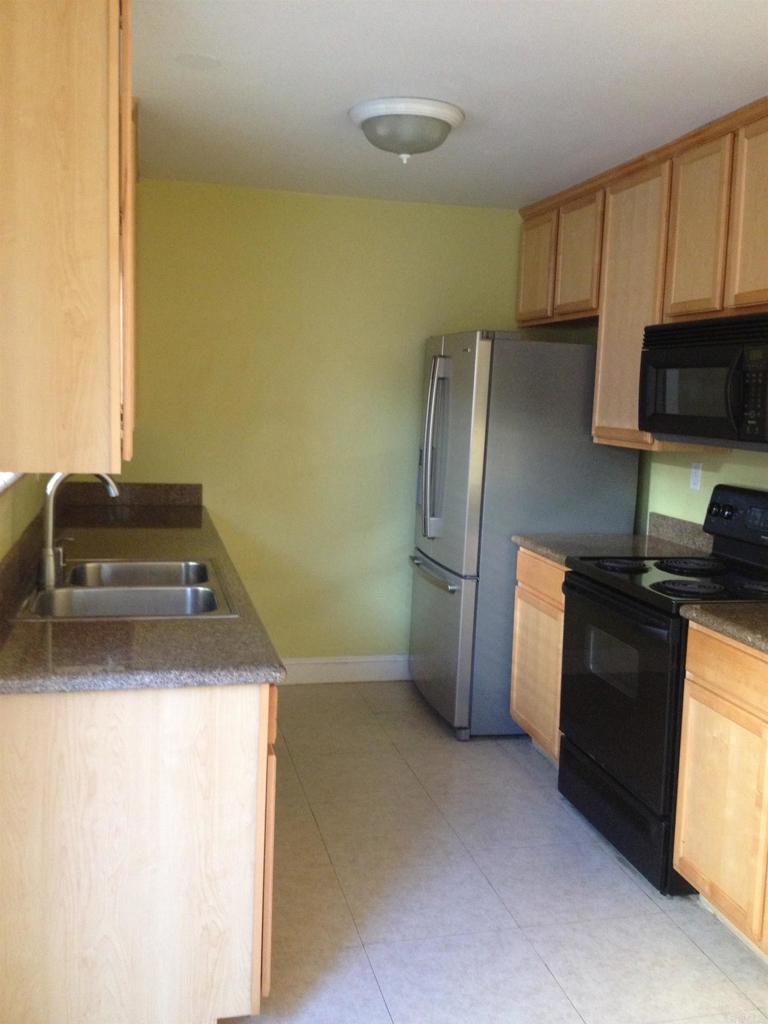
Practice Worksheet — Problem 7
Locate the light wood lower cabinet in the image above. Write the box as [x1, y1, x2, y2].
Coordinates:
[260, 684, 279, 1002]
[510, 548, 567, 761]
[0, 681, 278, 1024]
[674, 625, 768, 948]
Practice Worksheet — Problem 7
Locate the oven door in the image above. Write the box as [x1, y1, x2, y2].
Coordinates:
[639, 342, 743, 440]
[560, 575, 684, 816]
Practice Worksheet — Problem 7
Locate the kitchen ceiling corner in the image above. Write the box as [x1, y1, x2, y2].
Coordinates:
[134, 0, 768, 207]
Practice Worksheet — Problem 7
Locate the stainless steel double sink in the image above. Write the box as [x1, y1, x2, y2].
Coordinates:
[17, 560, 237, 621]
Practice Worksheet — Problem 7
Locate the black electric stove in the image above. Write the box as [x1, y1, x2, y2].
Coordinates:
[558, 484, 768, 896]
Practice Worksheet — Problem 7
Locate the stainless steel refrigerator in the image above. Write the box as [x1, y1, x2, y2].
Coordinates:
[409, 329, 638, 738]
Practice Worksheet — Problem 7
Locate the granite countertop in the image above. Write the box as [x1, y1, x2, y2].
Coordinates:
[681, 603, 768, 656]
[510, 532, 703, 566]
[0, 502, 285, 695]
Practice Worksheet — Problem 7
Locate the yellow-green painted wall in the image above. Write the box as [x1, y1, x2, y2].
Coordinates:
[642, 449, 768, 526]
[123, 180, 520, 658]
[0, 476, 44, 558]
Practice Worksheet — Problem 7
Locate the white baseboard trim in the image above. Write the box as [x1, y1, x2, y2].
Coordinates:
[281, 655, 412, 685]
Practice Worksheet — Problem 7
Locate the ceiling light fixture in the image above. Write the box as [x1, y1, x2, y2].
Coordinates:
[349, 97, 465, 165]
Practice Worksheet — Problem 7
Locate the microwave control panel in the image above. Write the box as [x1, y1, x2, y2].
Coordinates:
[743, 348, 768, 439]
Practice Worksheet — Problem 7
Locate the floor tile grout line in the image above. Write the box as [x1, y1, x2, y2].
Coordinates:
[276, 718, 397, 1023]
[384, 726, 619, 931]
[656, 900, 768, 1014]
[289, 691, 531, 947]
[535, 948, 591, 1024]
[522, 917, 759, 1024]
[277, 687, 764, 1024]
[383, 726, 543, 937]
[639, 1010, 766, 1023]
[276, 688, 768, 1024]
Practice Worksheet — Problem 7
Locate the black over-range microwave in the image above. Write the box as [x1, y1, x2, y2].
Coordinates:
[639, 312, 768, 447]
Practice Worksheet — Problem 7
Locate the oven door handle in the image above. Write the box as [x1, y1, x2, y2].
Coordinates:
[725, 352, 744, 435]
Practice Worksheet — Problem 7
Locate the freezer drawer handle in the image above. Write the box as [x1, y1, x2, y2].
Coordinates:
[409, 555, 458, 594]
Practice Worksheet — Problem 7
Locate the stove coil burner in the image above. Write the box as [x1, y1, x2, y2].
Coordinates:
[654, 558, 727, 577]
[594, 558, 650, 574]
[731, 578, 768, 597]
[652, 579, 726, 598]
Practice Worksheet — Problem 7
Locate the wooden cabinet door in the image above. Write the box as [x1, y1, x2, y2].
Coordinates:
[665, 135, 733, 317]
[725, 115, 768, 309]
[510, 583, 564, 760]
[120, 1, 137, 461]
[260, 685, 278, 1000]
[517, 210, 557, 321]
[674, 678, 768, 944]
[0, 0, 125, 473]
[554, 191, 604, 315]
[592, 162, 671, 450]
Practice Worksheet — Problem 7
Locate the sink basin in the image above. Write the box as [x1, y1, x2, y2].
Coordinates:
[67, 560, 209, 587]
[17, 557, 237, 621]
[23, 585, 221, 619]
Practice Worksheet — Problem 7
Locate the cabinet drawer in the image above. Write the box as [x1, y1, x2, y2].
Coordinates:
[686, 624, 768, 720]
[516, 548, 566, 608]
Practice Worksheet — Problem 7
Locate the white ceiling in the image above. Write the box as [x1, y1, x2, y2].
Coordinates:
[133, 0, 768, 209]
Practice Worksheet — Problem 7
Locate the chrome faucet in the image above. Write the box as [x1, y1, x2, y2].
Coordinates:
[40, 472, 120, 589]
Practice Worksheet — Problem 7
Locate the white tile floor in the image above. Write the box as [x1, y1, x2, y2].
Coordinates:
[253, 680, 768, 1024]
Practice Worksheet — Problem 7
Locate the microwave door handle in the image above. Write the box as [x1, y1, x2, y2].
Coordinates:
[725, 354, 744, 434]
[421, 356, 439, 538]
[638, 356, 656, 430]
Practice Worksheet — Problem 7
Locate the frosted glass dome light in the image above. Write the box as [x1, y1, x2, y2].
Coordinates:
[349, 97, 465, 164]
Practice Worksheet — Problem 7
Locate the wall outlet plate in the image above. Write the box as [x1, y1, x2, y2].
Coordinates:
[689, 462, 703, 492]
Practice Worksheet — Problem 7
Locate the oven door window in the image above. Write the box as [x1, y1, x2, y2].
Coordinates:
[561, 585, 679, 815]
[587, 627, 640, 699]
[640, 343, 741, 439]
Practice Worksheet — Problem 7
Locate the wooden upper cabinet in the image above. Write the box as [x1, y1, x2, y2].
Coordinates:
[554, 191, 604, 316]
[665, 135, 733, 317]
[0, 0, 133, 473]
[725, 115, 768, 309]
[120, 2, 137, 463]
[593, 163, 671, 449]
[517, 210, 558, 321]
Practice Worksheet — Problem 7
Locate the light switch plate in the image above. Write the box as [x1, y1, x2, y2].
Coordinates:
[689, 462, 703, 491]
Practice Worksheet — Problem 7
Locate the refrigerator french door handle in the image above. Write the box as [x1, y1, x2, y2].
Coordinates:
[409, 555, 458, 594]
[421, 355, 440, 538]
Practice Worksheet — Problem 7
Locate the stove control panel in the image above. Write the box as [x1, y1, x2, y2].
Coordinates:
[705, 485, 768, 544]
